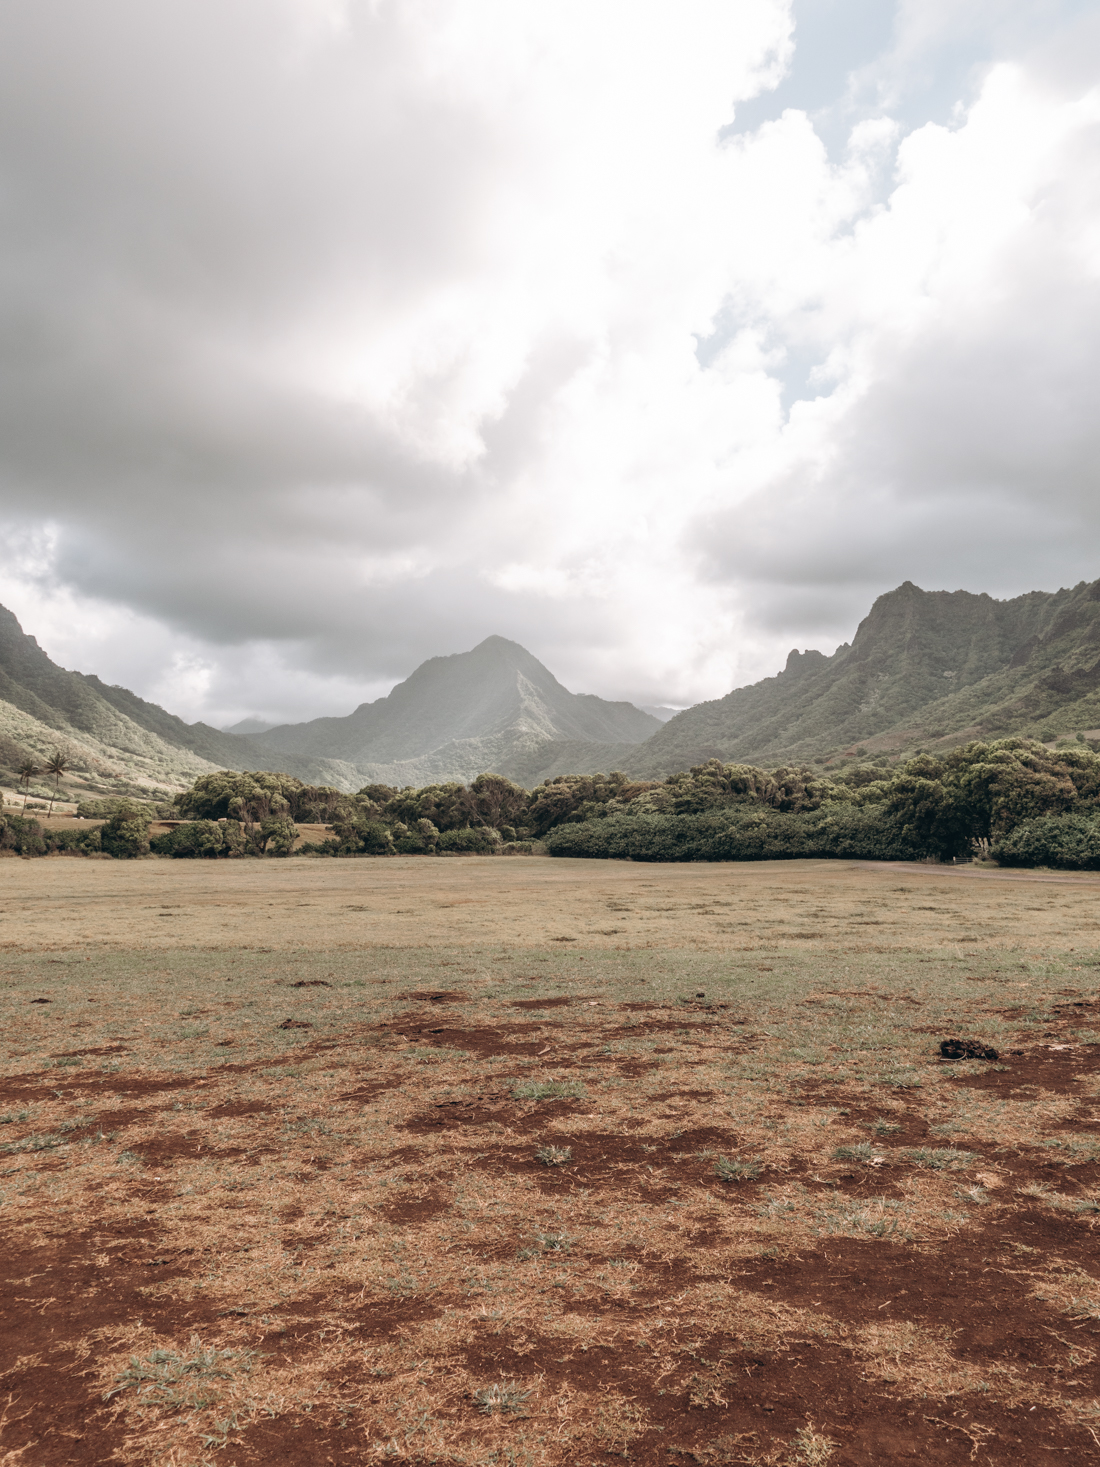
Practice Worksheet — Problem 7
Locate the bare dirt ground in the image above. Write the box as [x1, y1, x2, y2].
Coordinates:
[2, 855, 1100, 1465]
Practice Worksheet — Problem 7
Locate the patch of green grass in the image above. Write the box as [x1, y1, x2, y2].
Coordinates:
[714, 1156, 762, 1182]
[900, 1147, 978, 1171]
[833, 1142, 877, 1164]
[0, 1110, 30, 1125]
[534, 1145, 572, 1166]
[104, 1336, 258, 1410]
[1040, 1137, 1100, 1164]
[869, 1118, 901, 1136]
[473, 1380, 531, 1416]
[511, 1079, 586, 1101]
[1, 1132, 66, 1155]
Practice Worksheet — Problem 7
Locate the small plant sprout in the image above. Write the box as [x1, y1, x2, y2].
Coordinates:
[869, 1118, 901, 1136]
[715, 1156, 762, 1183]
[473, 1380, 532, 1416]
[535, 1144, 572, 1166]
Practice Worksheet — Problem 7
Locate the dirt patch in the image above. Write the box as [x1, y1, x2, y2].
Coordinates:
[395, 988, 470, 1003]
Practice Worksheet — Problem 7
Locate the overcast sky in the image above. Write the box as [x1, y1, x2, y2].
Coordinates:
[1, 0, 1098, 727]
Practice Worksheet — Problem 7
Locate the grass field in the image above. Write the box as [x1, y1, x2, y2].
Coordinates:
[2, 854, 1100, 1465]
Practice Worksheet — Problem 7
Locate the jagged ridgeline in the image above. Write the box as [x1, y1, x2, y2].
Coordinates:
[627, 578, 1100, 774]
[4, 577, 1100, 806]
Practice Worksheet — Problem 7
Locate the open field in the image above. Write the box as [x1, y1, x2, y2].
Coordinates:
[3, 857, 1100, 1465]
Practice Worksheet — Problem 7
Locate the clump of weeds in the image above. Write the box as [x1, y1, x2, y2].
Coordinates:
[715, 1156, 762, 1182]
[472, 1380, 531, 1416]
[104, 1336, 258, 1412]
[535, 1144, 572, 1166]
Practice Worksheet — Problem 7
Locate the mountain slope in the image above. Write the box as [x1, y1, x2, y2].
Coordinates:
[628, 579, 1100, 775]
[251, 635, 661, 786]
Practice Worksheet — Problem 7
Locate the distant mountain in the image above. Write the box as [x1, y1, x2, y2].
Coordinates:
[250, 636, 662, 788]
[628, 578, 1100, 775]
[223, 717, 278, 736]
[0, 611, 663, 797]
[639, 705, 680, 723]
[10, 577, 1098, 803]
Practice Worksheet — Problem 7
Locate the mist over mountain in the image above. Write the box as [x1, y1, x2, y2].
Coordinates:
[629, 579, 1100, 776]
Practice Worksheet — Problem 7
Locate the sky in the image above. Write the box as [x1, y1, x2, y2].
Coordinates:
[0, 0, 1098, 727]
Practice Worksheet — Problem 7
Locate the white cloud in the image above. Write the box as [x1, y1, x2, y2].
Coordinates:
[0, 0, 1097, 724]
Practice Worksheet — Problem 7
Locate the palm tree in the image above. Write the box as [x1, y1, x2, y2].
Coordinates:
[45, 749, 69, 817]
[18, 758, 39, 813]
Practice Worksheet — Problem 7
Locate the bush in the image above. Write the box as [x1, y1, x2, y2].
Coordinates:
[0, 814, 47, 856]
[545, 805, 929, 863]
[991, 813, 1100, 870]
[259, 814, 298, 856]
[438, 826, 500, 854]
[151, 819, 258, 858]
[44, 825, 102, 855]
[75, 798, 158, 820]
[100, 812, 151, 859]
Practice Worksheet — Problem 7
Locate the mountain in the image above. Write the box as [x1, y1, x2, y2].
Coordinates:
[249, 636, 662, 788]
[628, 578, 1100, 775]
[223, 717, 278, 736]
[0, 606, 353, 799]
[0, 610, 661, 798]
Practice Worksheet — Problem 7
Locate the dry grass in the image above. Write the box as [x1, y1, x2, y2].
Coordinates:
[2, 855, 1100, 1464]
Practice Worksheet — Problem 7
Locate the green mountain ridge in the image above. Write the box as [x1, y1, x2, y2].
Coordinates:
[628, 578, 1100, 775]
[3, 578, 1100, 803]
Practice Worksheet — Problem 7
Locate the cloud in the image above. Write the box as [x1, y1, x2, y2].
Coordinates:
[0, 1, 1096, 724]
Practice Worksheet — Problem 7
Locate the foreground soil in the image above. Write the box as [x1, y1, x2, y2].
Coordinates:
[2, 856, 1100, 1464]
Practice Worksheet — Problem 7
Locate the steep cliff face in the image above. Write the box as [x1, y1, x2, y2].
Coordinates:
[627, 579, 1100, 775]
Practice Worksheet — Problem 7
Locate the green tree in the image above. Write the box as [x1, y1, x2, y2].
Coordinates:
[259, 814, 298, 856]
[17, 758, 39, 813]
[100, 810, 151, 859]
[44, 749, 70, 817]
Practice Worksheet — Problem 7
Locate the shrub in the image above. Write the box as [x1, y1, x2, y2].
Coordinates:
[76, 798, 158, 820]
[151, 820, 230, 858]
[438, 826, 500, 854]
[151, 819, 263, 859]
[0, 813, 47, 856]
[100, 811, 151, 859]
[545, 805, 928, 863]
[991, 813, 1100, 870]
[44, 825, 102, 855]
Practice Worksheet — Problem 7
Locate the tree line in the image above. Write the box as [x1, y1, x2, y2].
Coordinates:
[4, 737, 1100, 867]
